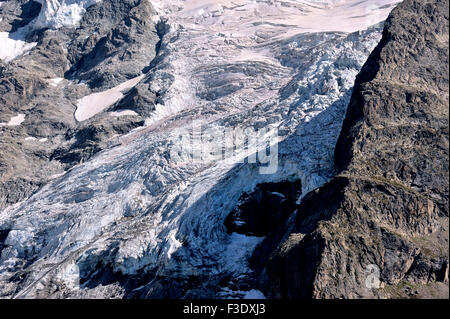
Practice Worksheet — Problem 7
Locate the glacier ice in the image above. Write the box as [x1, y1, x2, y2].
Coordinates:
[33, 0, 103, 30]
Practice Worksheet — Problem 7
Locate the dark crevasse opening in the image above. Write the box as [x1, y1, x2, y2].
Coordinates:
[0, 228, 11, 255]
[225, 180, 302, 237]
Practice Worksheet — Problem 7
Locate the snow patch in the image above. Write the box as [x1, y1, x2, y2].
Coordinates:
[24, 137, 48, 142]
[75, 75, 144, 122]
[224, 233, 264, 274]
[48, 78, 64, 87]
[109, 110, 139, 117]
[0, 114, 26, 127]
[0, 32, 37, 62]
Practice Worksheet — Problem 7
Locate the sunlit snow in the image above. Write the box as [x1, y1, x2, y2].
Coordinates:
[75, 75, 144, 121]
[0, 114, 26, 127]
[0, 32, 37, 62]
[33, 0, 103, 30]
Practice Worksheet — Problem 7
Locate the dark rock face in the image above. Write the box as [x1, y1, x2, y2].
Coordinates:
[64, 0, 159, 90]
[253, 0, 449, 299]
[225, 180, 302, 237]
[0, 228, 11, 255]
[9, 0, 42, 33]
[0, 0, 40, 33]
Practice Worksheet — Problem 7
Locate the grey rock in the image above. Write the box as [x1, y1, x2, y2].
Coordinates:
[0, 0, 41, 33]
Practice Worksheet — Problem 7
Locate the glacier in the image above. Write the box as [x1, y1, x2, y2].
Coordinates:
[0, 0, 401, 298]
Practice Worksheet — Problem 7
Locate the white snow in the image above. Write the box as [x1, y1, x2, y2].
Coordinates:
[0, 114, 26, 127]
[109, 110, 139, 117]
[24, 137, 48, 142]
[1, 1, 105, 62]
[177, 0, 400, 35]
[75, 75, 144, 122]
[224, 233, 265, 273]
[0, 32, 37, 62]
[48, 78, 64, 87]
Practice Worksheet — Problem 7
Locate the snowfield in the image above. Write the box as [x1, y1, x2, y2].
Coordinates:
[75, 75, 145, 122]
[0, 114, 26, 127]
[178, 0, 400, 34]
[0, 0, 400, 298]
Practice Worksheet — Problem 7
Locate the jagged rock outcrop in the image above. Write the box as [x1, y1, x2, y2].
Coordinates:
[253, 0, 449, 299]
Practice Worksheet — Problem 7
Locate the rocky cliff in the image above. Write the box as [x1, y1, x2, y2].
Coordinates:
[252, 0, 449, 299]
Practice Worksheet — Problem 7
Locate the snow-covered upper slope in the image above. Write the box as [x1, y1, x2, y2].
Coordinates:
[0, 0, 397, 62]
[0, 0, 400, 298]
[173, 0, 400, 34]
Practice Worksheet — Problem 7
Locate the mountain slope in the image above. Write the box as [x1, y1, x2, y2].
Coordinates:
[2, 0, 446, 300]
[0, 0, 159, 211]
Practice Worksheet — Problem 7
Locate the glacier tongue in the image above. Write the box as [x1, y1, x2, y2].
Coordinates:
[0, 0, 398, 298]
